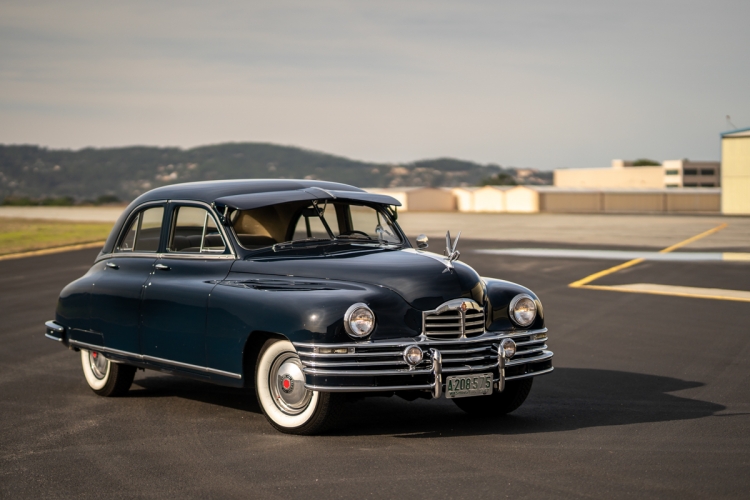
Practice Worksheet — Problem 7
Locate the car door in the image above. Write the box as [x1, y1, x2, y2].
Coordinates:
[90, 203, 166, 354]
[139, 203, 235, 371]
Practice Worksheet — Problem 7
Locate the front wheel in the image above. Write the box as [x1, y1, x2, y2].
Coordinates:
[80, 349, 136, 397]
[255, 339, 343, 435]
[453, 378, 533, 416]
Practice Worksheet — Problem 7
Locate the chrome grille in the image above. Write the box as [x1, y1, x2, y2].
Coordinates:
[422, 299, 485, 339]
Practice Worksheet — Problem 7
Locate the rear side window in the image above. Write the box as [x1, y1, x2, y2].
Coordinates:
[168, 206, 227, 254]
[117, 206, 164, 253]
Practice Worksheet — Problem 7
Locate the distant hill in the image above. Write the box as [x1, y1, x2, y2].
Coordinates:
[0, 142, 551, 204]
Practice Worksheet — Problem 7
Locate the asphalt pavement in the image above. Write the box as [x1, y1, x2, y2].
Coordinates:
[1, 240, 749, 499]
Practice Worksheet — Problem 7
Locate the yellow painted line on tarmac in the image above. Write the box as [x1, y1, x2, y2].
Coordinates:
[569, 223, 729, 288]
[580, 283, 750, 303]
[724, 252, 750, 262]
[0, 241, 105, 261]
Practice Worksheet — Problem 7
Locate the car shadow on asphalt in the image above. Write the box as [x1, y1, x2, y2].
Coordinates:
[128, 367, 725, 437]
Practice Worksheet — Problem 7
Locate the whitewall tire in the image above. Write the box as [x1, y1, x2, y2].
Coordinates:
[255, 339, 342, 435]
[80, 349, 137, 397]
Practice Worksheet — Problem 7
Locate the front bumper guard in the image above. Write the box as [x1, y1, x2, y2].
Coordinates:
[295, 329, 553, 397]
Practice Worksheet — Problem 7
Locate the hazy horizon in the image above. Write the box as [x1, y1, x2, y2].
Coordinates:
[1, 0, 748, 170]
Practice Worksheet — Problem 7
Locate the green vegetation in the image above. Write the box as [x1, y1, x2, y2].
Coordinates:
[0, 218, 112, 255]
[479, 173, 518, 186]
[632, 158, 661, 166]
[0, 143, 551, 204]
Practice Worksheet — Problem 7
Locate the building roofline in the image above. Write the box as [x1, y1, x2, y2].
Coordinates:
[721, 126, 750, 137]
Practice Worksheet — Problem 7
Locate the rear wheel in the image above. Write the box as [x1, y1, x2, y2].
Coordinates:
[452, 378, 533, 416]
[255, 339, 343, 435]
[80, 349, 136, 397]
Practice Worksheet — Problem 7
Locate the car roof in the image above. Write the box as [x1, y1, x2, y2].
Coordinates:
[134, 179, 365, 204]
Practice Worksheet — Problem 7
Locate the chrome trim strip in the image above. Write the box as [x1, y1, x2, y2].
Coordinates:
[305, 383, 435, 393]
[505, 366, 554, 381]
[297, 350, 405, 358]
[67, 339, 242, 379]
[303, 367, 432, 376]
[306, 367, 554, 392]
[292, 328, 548, 349]
[45, 333, 63, 342]
[515, 345, 548, 356]
[506, 351, 553, 367]
[514, 337, 547, 346]
[45, 321, 65, 333]
[443, 363, 498, 374]
[301, 359, 411, 368]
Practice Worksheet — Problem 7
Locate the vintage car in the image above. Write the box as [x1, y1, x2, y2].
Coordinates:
[45, 180, 552, 434]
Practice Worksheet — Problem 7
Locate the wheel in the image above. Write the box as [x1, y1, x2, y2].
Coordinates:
[255, 339, 343, 435]
[452, 378, 533, 416]
[80, 349, 136, 397]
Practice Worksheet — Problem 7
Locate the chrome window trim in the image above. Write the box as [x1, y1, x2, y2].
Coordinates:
[113, 200, 168, 254]
[165, 200, 237, 258]
[67, 339, 242, 379]
[95, 252, 235, 263]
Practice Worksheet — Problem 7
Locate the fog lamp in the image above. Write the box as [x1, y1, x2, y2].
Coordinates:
[344, 303, 376, 338]
[403, 345, 423, 366]
[500, 339, 516, 359]
[509, 293, 537, 327]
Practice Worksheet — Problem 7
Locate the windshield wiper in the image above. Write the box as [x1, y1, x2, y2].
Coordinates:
[271, 238, 337, 252]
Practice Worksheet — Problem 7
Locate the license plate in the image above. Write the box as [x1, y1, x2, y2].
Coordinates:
[445, 373, 493, 399]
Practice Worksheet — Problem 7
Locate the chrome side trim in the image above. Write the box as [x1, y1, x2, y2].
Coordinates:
[505, 366, 554, 381]
[305, 383, 435, 393]
[45, 333, 63, 342]
[303, 367, 432, 376]
[45, 320, 65, 333]
[442, 362, 498, 374]
[66, 339, 242, 380]
[506, 351, 553, 367]
[292, 328, 548, 349]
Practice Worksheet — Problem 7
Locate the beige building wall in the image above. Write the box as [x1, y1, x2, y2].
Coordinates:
[538, 189, 603, 213]
[405, 188, 456, 211]
[450, 187, 477, 212]
[721, 130, 750, 215]
[666, 191, 721, 213]
[505, 186, 540, 213]
[472, 186, 509, 212]
[554, 166, 664, 188]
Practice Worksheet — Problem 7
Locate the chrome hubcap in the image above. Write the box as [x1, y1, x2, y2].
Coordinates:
[269, 352, 312, 415]
[88, 350, 108, 380]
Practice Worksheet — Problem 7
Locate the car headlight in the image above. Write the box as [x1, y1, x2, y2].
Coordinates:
[344, 303, 376, 338]
[509, 293, 537, 327]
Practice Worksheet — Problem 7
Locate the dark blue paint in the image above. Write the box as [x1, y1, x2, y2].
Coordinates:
[141, 258, 233, 367]
[54, 179, 545, 388]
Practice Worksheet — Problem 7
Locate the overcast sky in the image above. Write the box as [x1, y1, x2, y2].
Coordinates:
[1, 0, 748, 169]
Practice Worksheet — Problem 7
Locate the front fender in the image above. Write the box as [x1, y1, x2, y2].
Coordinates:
[483, 277, 545, 331]
[205, 275, 421, 376]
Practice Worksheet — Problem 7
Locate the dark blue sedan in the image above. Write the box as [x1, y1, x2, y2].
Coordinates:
[46, 179, 552, 434]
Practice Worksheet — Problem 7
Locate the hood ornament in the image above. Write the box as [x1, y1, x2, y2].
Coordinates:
[443, 230, 461, 272]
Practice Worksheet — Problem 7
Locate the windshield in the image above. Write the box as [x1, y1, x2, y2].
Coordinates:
[229, 200, 402, 251]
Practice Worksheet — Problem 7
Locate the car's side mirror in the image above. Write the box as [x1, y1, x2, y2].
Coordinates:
[416, 234, 429, 249]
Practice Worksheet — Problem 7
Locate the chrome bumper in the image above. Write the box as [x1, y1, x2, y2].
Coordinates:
[293, 329, 553, 396]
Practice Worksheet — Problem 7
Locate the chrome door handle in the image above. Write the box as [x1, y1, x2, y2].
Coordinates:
[155, 263, 170, 271]
[105, 262, 119, 269]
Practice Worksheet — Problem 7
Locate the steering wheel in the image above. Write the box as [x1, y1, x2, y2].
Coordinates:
[340, 230, 371, 239]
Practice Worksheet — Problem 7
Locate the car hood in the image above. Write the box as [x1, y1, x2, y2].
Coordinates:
[230, 248, 485, 311]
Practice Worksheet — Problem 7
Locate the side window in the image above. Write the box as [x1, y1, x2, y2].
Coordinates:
[116, 206, 164, 253]
[168, 206, 227, 254]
